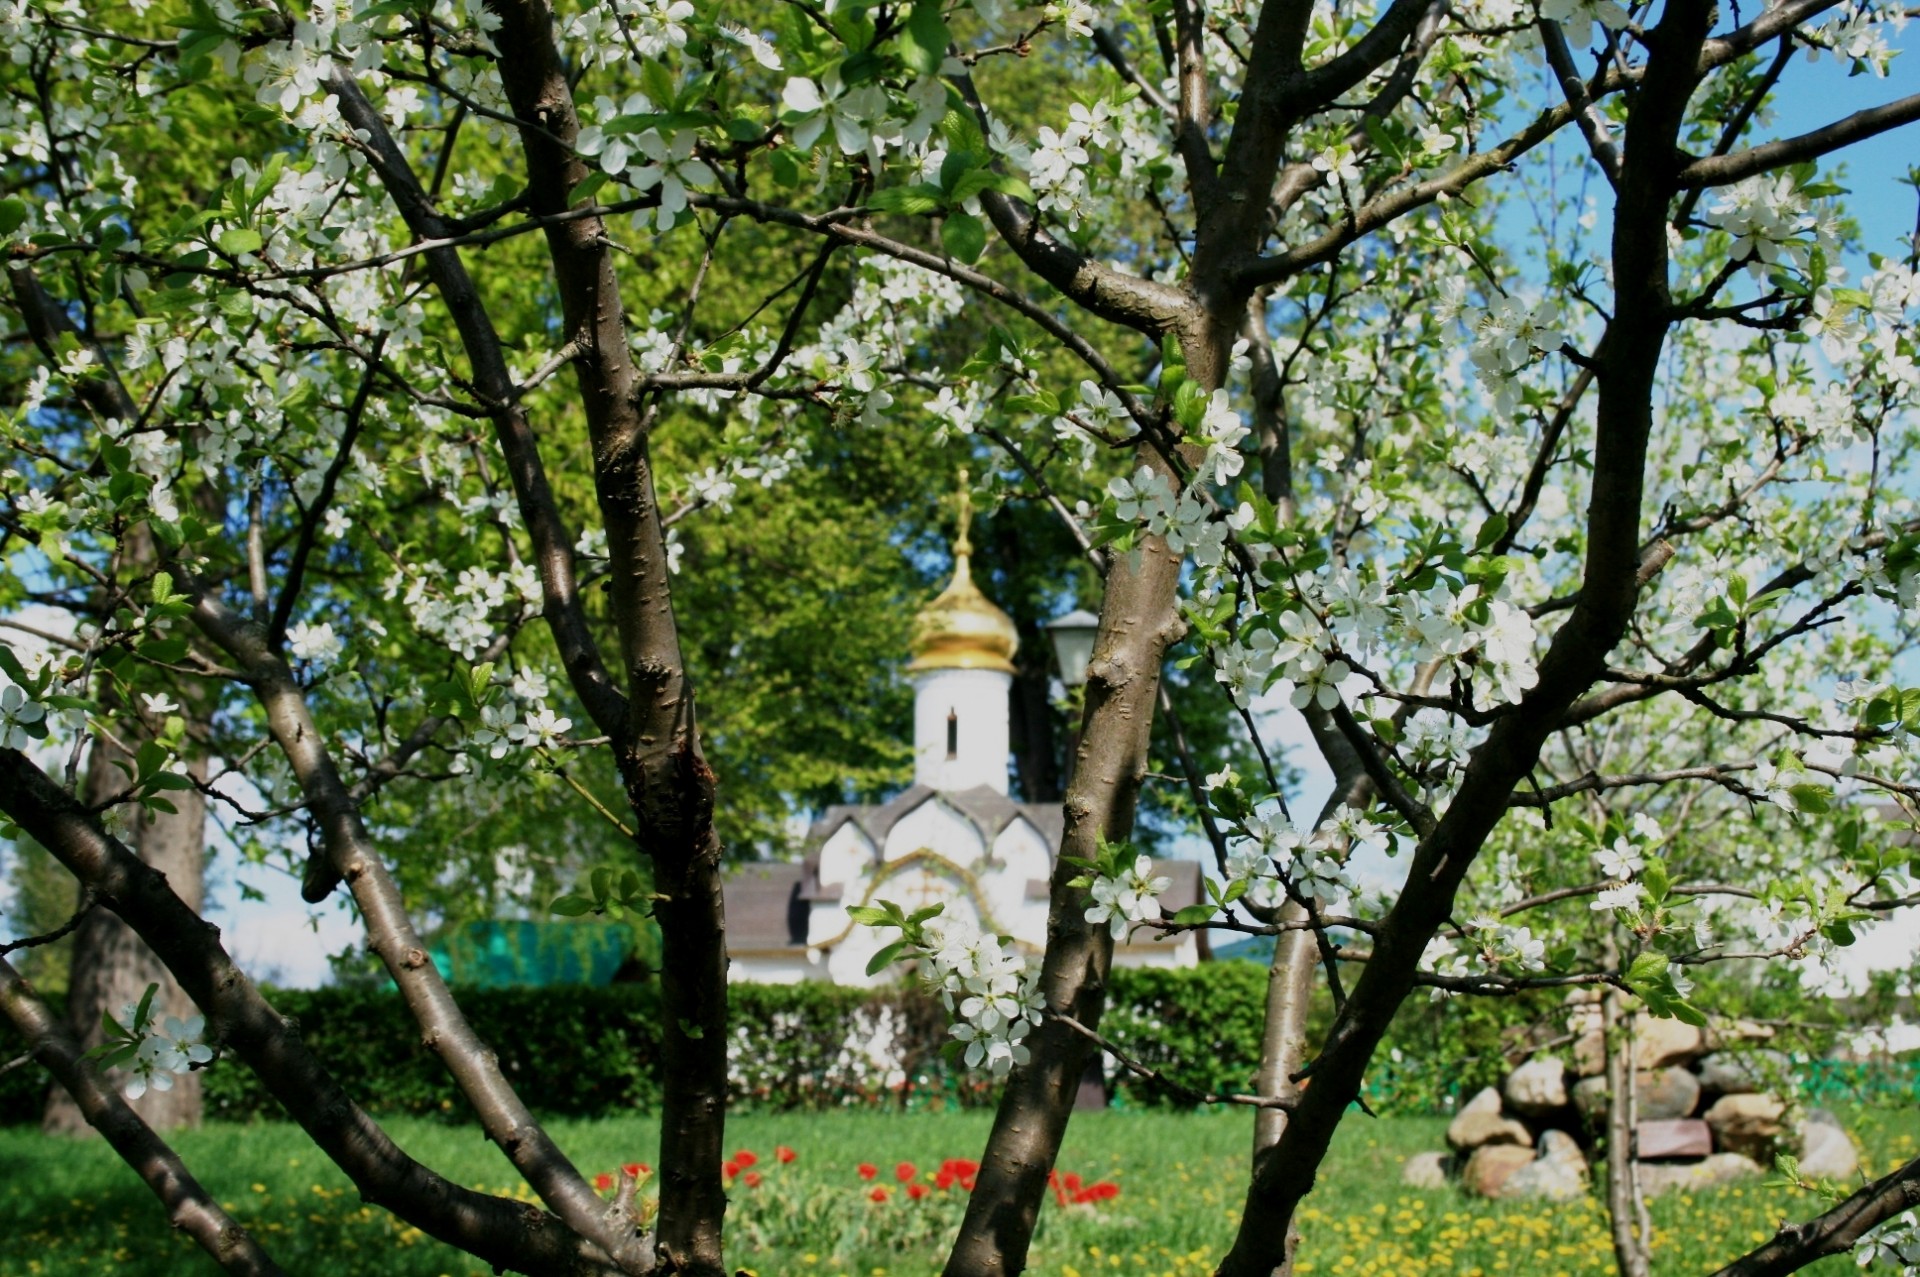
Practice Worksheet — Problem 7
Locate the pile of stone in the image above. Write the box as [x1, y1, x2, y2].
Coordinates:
[1403, 1014, 1859, 1201]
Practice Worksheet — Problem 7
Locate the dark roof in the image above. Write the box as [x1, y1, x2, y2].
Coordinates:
[809, 784, 1064, 853]
[725, 861, 810, 951]
[1154, 859, 1204, 913]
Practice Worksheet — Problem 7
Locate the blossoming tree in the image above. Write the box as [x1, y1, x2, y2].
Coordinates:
[2, 0, 1920, 1274]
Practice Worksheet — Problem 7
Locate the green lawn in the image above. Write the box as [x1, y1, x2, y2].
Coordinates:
[1, 1109, 1912, 1277]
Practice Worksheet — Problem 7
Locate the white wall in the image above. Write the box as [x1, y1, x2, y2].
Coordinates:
[910, 667, 1012, 794]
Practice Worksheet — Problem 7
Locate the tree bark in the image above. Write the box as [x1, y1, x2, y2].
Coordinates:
[1603, 992, 1652, 1277]
[942, 321, 1233, 1277]
[46, 734, 206, 1135]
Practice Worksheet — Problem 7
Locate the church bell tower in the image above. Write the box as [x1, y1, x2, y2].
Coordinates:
[905, 473, 1018, 794]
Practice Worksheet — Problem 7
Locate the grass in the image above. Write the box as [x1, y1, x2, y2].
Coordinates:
[1, 1108, 1914, 1276]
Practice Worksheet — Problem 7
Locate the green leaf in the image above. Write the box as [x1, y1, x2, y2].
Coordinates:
[1642, 855, 1670, 904]
[1670, 998, 1708, 1027]
[865, 938, 908, 976]
[1473, 512, 1509, 552]
[845, 905, 892, 926]
[1786, 783, 1831, 814]
[868, 184, 944, 216]
[1625, 951, 1669, 989]
[895, 0, 949, 76]
[215, 225, 263, 255]
[1171, 904, 1215, 925]
[940, 212, 987, 264]
[768, 148, 801, 188]
[550, 894, 596, 916]
[137, 636, 190, 664]
[0, 198, 27, 237]
[568, 171, 610, 207]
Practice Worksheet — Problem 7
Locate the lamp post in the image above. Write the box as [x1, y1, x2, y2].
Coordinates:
[1045, 609, 1100, 690]
[1045, 609, 1099, 785]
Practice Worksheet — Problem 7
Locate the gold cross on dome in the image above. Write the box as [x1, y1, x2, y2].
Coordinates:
[951, 468, 973, 557]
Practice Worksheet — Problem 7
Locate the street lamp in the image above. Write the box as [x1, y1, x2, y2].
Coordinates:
[1044, 609, 1100, 689]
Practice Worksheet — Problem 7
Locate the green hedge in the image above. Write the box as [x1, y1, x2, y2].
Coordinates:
[10, 967, 1919, 1126]
[3, 967, 1287, 1125]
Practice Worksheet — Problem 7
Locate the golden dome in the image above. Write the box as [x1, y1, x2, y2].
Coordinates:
[906, 472, 1018, 674]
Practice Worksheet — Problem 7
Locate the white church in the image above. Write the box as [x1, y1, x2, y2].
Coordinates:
[723, 491, 1206, 985]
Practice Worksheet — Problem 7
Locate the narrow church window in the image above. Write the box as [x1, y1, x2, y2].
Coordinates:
[946, 708, 958, 759]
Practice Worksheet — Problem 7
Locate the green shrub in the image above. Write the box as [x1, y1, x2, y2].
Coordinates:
[13, 965, 1910, 1126]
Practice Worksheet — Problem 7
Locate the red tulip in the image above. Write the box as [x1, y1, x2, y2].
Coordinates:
[594, 1173, 614, 1192]
[744, 1171, 763, 1189]
[857, 1162, 878, 1181]
[868, 1186, 889, 1202]
[895, 1161, 917, 1183]
[622, 1162, 649, 1179]
[734, 1149, 758, 1169]
[723, 1161, 740, 1179]
[907, 1183, 928, 1200]
[775, 1145, 796, 1164]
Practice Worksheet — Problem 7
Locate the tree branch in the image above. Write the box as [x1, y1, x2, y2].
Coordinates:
[0, 748, 625, 1277]
[1676, 93, 1920, 188]
[185, 591, 643, 1273]
[0, 956, 286, 1277]
[1710, 1155, 1920, 1276]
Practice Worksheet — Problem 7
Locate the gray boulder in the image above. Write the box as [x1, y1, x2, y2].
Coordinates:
[1571, 1068, 1699, 1123]
[1499, 1130, 1590, 1201]
[1636, 1152, 1763, 1197]
[1402, 1151, 1454, 1189]
[1504, 1057, 1571, 1117]
[1447, 1110, 1534, 1154]
[1698, 1050, 1791, 1096]
[1463, 1144, 1536, 1198]
[1796, 1121, 1859, 1181]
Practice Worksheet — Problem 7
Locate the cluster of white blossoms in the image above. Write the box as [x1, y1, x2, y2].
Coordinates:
[467, 702, 574, 761]
[1085, 854, 1173, 939]
[782, 68, 947, 171]
[121, 1008, 213, 1101]
[571, 91, 716, 233]
[284, 620, 344, 668]
[988, 96, 1173, 230]
[1219, 797, 1388, 908]
[918, 914, 1044, 1077]
[1106, 467, 1237, 571]
[1704, 175, 1815, 273]
[1210, 567, 1540, 720]
[1464, 915, 1548, 972]
[1590, 812, 1663, 915]
[1460, 294, 1570, 383]
[566, 0, 698, 69]
[385, 562, 542, 662]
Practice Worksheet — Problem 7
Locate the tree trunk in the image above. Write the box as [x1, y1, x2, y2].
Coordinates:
[46, 737, 206, 1134]
[1603, 990, 1653, 1277]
